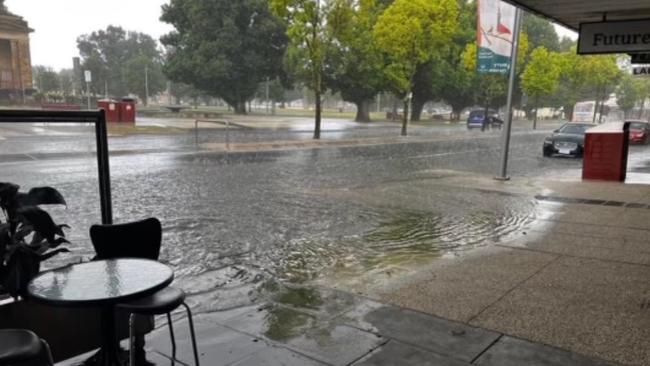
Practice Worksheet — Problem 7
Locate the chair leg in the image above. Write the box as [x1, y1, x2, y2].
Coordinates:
[40, 339, 55, 366]
[167, 312, 177, 360]
[129, 313, 136, 366]
[182, 302, 200, 366]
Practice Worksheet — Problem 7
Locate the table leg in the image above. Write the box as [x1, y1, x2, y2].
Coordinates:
[96, 306, 124, 366]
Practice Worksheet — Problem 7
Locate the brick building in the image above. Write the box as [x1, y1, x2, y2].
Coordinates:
[0, 0, 33, 100]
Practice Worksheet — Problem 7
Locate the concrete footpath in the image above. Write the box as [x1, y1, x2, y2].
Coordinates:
[62, 173, 649, 366]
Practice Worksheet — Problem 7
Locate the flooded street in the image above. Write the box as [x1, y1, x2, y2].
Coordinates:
[3, 120, 645, 312]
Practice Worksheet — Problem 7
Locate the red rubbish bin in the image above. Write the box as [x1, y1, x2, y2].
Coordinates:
[583, 122, 630, 182]
[97, 99, 120, 123]
[119, 98, 136, 123]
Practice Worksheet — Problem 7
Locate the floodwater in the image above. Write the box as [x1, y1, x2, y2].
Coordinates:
[1, 123, 571, 311]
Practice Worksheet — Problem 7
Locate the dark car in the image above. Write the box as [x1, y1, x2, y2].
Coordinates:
[467, 109, 503, 130]
[543, 122, 597, 157]
[627, 120, 650, 145]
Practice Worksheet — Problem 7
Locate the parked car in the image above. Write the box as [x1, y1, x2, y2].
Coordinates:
[627, 120, 650, 145]
[543, 122, 597, 157]
[467, 109, 503, 130]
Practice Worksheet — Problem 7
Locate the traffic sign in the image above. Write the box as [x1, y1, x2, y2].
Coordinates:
[84, 70, 92, 83]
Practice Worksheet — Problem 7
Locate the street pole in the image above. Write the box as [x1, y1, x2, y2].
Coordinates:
[496, 7, 522, 181]
[86, 81, 91, 110]
[145, 65, 150, 106]
[265, 77, 270, 115]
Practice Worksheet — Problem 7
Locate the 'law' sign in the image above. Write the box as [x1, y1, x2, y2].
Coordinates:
[633, 67, 650, 77]
[579, 19, 650, 55]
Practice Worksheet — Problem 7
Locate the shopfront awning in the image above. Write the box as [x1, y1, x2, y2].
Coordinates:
[503, 0, 650, 31]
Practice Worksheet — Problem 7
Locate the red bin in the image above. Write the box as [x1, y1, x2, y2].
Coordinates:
[119, 98, 136, 123]
[97, 99, 120, 123]
[583, 122, 630, 182]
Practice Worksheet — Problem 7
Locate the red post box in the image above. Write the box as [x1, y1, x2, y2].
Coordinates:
[97, 99, 120, 123]
[119, 98, 136, 123]
[583, 122, 630, 182]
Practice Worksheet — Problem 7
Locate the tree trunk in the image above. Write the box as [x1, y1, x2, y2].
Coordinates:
[401, 99, 409, 136]
[451, 107, 463, 121]
[234, 100, 247, 115]
[638, 99, 645, 119]
[533, 102, 538, 130]
[564, 104, 574, 122]
[483, 103, 490, 132]
[354, 100, 371, 122]
[314, 90, 322, 140]
[410, 99, 425, 122]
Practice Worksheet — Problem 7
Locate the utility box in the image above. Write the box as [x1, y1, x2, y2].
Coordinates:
[583, 122, 630, 182]
[119, 98, 136, 123]
[97, 100, 120, 123]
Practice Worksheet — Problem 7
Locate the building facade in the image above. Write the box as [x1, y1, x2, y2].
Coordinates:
[0, 0, 33, 100]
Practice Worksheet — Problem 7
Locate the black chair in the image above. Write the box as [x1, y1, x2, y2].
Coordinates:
[90, 218, 200, 366]
[0, 329, 55, 366]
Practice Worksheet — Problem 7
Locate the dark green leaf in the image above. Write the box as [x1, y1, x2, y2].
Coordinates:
[17, 207, 59, 243]
[18, 187, 67, 207]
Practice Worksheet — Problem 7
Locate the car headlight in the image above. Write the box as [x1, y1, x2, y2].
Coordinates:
[544, 139, 553, 145]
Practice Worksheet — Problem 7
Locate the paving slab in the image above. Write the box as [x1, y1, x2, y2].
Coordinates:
[280, 324, 387, 366]
[471, 256, 650, 366]
[352, 340, 470, 366]
[146, 316, 266, 366]
[380, 248, 557, 322]
[220, 304, 320, 342]
[474, 336, 620, 366]
[360, 306, 500, 363]
[229, 346, 328, 366]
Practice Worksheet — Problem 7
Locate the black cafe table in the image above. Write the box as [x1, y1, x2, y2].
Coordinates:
[27, 258, 174, 366]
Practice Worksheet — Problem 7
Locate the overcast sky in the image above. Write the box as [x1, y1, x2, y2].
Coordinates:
[6, 0, 578, 71]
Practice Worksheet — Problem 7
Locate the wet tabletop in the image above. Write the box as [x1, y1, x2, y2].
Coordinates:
[27, 259, 174, 306]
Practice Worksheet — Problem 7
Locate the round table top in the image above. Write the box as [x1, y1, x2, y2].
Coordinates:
[27, 258, 174, 307]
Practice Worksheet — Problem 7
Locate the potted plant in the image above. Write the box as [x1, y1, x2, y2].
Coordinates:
[0, 182, 69, 298]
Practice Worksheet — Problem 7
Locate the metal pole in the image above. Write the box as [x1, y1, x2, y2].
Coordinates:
[496, 7, 522, 181]
[86, 81, 91, 110]
[95, 110, 113, 224]
[145, 65, 150, 106]
[265, 77, 270, 115]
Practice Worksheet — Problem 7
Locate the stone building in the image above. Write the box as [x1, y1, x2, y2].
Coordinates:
[0, 0, 33, 99]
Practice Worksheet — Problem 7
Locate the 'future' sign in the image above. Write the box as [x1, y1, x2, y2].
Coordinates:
[579, 19, 650, 55]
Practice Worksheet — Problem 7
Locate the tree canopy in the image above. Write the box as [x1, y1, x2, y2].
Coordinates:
[162, 0, 289, 114]
[77, 26, 165, 100]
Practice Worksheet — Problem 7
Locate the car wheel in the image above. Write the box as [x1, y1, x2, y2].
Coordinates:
[543, 149, 551, 157]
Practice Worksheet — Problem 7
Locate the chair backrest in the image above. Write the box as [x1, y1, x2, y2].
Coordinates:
[90, 218, 162, 260]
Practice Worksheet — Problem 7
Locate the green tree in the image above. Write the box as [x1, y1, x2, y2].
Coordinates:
[582, 55, 621, 122]
[558, 36, 576, 52]
[32, 66, 60, 94]
[521, 47, 561, 128]
[438, 0, 477, 121]
[374, 0, 458, 135]
[522, 13, 559, 52]
[552, 48, 588, 121]
[326, 0, 390, 122]
[77, 26, 164, 99]
[162, 0, 288, 114]
[616, 74, 639, 118]
[270, 0, 333, 138]
[124, 54, 165, 105]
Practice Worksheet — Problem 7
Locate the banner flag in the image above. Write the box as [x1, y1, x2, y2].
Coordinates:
[478, 0, 516, 74]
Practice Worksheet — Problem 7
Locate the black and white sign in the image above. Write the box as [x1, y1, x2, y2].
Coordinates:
[631, 53, 650, 64]
[84, 70, 92, 83]
[633, 66, 650, 77]
[579, 19, 650, 54]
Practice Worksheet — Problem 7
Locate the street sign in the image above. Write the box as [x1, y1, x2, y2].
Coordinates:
[579, 19, 650, 54]
[632, 66, 650, 77]
[630, 53, 650, 64]
[84, 70, 92, 83]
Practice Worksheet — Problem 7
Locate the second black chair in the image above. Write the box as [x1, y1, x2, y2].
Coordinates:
[90, 217, 200, 366]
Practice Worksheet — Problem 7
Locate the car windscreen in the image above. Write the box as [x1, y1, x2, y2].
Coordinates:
[559, 124, 591, 135]
[629, 122, 647, 130]
[469, 111, 485, 118]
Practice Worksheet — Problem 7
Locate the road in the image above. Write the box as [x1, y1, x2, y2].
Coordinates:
[2, 118, 647, 311]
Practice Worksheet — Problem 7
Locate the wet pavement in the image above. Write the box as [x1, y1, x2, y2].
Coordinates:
[3, 116, 650, 365]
